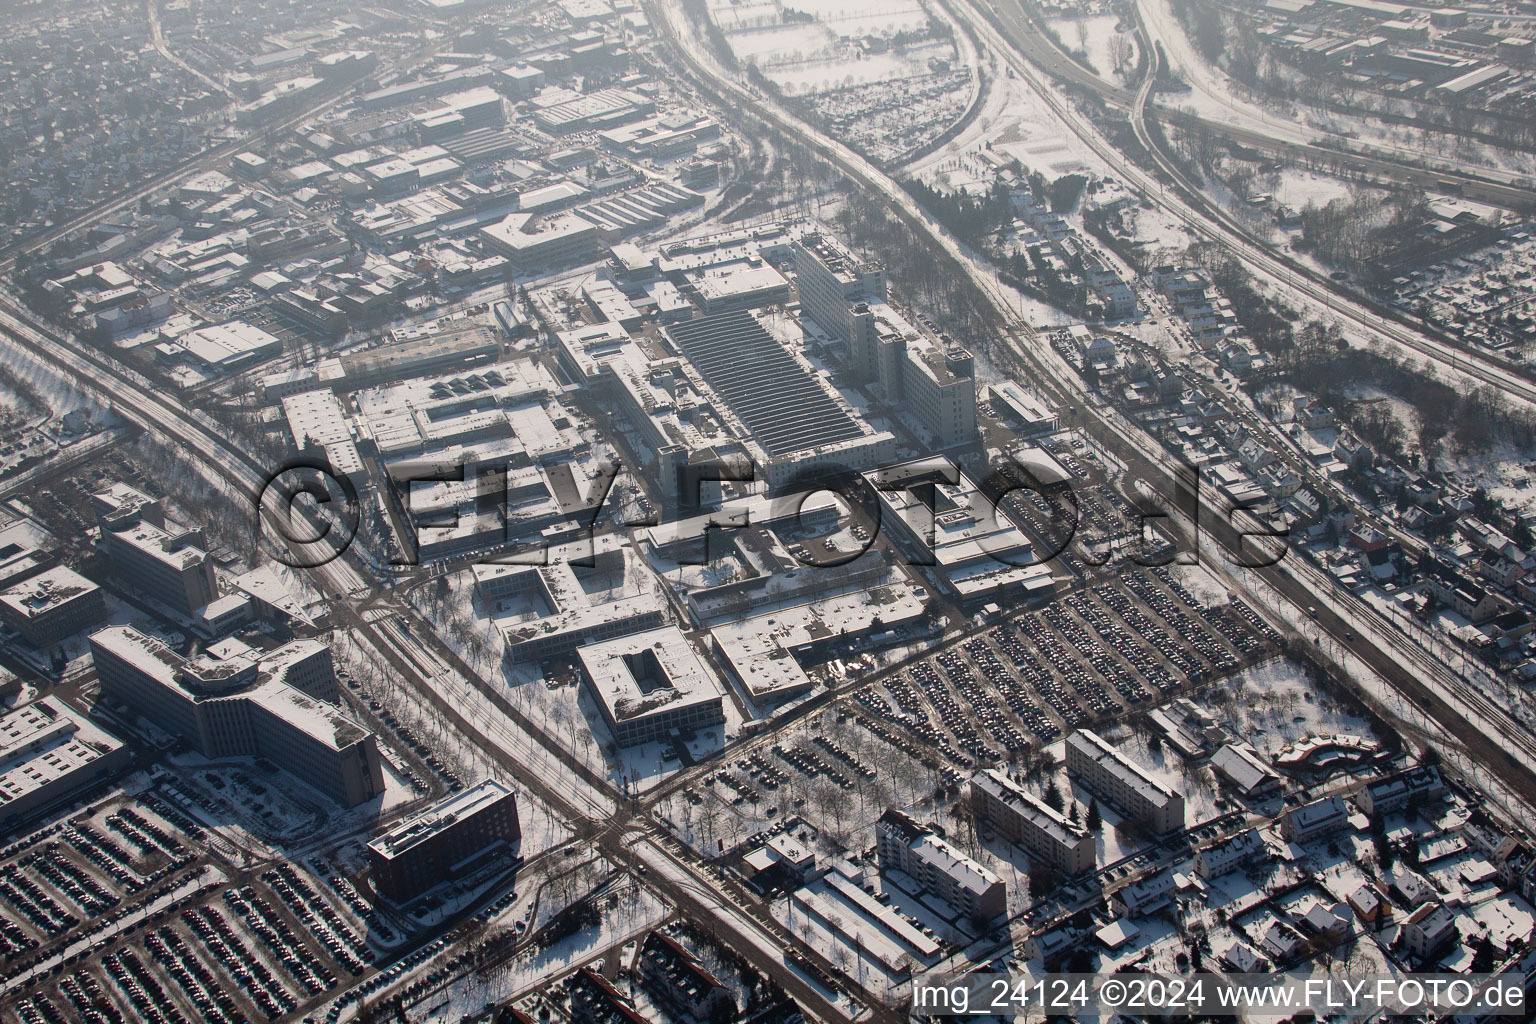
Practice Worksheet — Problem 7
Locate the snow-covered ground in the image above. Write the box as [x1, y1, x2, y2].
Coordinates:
[413, 878, 669, 1022]
[1047, 14, 1136, 85]
[780, 0, 929, 36]
[1272, 167, 1355, 212]
[1138, 0, 1536, 182]
[710, 0, 951, 95]
[771, 44, 953, 94]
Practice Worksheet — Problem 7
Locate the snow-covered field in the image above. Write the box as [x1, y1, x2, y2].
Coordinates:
[1272, 167, 1355, 212]
[723, 22, 828, 62]
[784, 0, 929, 35]
[1047, 14, 1135, 84]
[770, 42, 953, 94]
[1141, 0, 1536, 181]
[711, 0, 959, 97]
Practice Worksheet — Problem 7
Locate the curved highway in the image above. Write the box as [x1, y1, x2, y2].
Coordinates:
[975, 0, 1536, 209]
[955, 0, 1536, 412]
[640, 0, 1536, 824]
[1122, 3, 1536, 407]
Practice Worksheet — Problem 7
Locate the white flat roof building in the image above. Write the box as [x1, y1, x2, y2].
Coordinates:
[352, 358, 560, 458]
[176, 321, 283, 371]
[578, 625, 725, 747]
[686, 260, 790, 312]
[0, 696, 130, 827]
[873, 459, 1055, 611]
[480, 210, 599, 268]
[281, 389, 367, 482]
[708, 575, 925, 706]
[986, 380, 1058, 436]
[0, 565, 106, 648]
[495, 560, 665, 665]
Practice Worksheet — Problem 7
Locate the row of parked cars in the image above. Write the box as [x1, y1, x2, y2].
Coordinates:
[1043, 603, 1156, 706]
[1124, 569, 1239, 672]
[1097, 580, 1207, 682]
[225, 884, 337, 997]
[103, 948, 184, 1024]
[940, 645, 1034, 753]
[1022, 612, 1123, 716]
[962, 637, 1059, 741]
[317, 865, 397, 945]
[145, 924, 238, 1024]
[262, 863, 372, 974]
[185, 901, 296, 1019]
[994, 619, 1089, 726]
[880, 671, 975, 767]
[850, 681, 970, 782]
[0, 863, 76, 937]
[346, 669, 464, 793]
[862, 569, 1273, 774]
[318, 935, 453, 1023]
[1069, 592, 1179, 692]
[27, 845, 115, 918]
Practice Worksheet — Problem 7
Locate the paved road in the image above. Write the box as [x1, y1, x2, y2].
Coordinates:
[961, 0, 1536, 414]
[0, 276, 881, 1023]
[1121, 6, 1536, 407]
[641, 0, 1536, 826]
[4, 3, 1534, 1017]
[974, 0, 1536, 208]
[0, 23, 470, 279]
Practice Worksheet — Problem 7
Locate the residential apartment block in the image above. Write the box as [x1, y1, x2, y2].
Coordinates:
[875, 808, 1006, 921]
[969, 768, 1094, 875]
[1065, 730, 1185, 834]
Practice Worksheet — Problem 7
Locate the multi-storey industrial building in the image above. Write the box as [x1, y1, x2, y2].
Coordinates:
[577, 626, 725, 747]
[0, 696, 130, 827]
[89, 626, 383, 807]
[367, 780, 520, 902]
[793, 230, 977, 448]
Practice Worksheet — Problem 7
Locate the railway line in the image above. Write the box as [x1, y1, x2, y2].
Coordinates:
[959, 0, 1536, 413]
[977, 0, 1536, 209]
[0, 290, 880, 1024]
[642, 0, 1536, 824]
[1122, 7, 1536, 406]
[4, 0, 1536, 1013]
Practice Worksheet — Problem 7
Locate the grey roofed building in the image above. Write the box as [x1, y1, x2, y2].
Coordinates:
[1065, 729, 1185, 833]
[1211, 742, 1284, 798]
[89, 626, 383, 808]
[665, 309, 867, 458]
